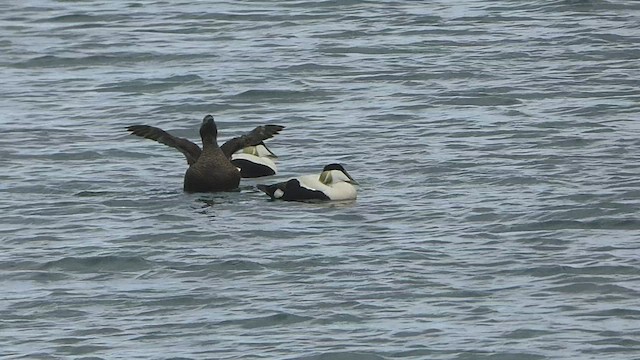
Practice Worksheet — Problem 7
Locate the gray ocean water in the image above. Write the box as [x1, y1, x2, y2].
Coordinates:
[1, 1, 639, 359]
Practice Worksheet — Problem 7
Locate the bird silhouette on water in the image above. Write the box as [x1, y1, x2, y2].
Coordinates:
[126, 114, 284, 192]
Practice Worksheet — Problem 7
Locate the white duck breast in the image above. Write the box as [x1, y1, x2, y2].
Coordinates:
[257, 163, 358, 202]
[231, 143, 278, 178]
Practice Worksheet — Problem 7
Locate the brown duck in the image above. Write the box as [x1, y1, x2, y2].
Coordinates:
[127, 115, 284, 193]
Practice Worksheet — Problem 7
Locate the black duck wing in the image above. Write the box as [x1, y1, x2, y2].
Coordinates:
[126, 125, 201, 165]
[220, 125, 285, 159]
[256, 179, 330, 201]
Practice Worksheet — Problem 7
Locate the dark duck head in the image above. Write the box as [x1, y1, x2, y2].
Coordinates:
[199, 115, 219, 147]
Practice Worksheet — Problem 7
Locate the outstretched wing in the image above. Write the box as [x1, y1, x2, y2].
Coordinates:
[220, 125, 285, 159]
[126, 125, 202, 165]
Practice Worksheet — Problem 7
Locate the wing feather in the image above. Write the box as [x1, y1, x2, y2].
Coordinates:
[220, 125, 285, 159]
[126, 125, 201, 165]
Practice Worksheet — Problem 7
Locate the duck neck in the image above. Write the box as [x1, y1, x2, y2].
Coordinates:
[201, 134, 219, 150]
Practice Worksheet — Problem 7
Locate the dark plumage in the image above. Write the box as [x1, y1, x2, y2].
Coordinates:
[257, 179, 330, 201]
[126, 115, 284, 193]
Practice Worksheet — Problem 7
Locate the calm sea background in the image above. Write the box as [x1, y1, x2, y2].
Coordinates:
[1, 1, 639, 359]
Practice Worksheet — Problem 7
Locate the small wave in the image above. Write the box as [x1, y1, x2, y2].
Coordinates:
[13, 55, 117, 68]
[232, 89, 331, 103]
[41, 308, 88, 319]
[96, 74, 204, 93]
[43, 14, 103, 23]
[508, 218, 640, 231]
[72, 327, 122, 336]
[140, 295, 226, 308]
[12, 53, 191, 69]
[214, 259, 266, 271]
[5, 270, 69, 282]
[53, 344, 110, 356]
[41, 255, 151, 273]
[292, 351, 387, 360]
[580, 308, 640, 318]
[149, 102, 234, 115]
[74, 190, 120, 197]
[235, 89, 304, 97]
[58, 23, 107, 30]
[501, 264, 639, 278]
[504, 328, 555, 339]
[218, 312, 312, 329]
[543, 283, 638, 296]
[281, 62, 352, 72]
[312, 313, 364, 325]
[434, 95, 522, 106]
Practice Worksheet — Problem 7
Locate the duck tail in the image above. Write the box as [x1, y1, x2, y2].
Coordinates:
[256, 184, 275, 198]
[256, 183, 285, 199]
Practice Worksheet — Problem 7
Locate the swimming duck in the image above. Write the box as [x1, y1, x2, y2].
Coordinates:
[126, 115, 284, 193]
[257, 163, 358, 201]
[231, 141, 278, 178]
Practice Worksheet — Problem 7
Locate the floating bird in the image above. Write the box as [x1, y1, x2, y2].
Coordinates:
[126, 115, 284, 192]
[257, 163, 358, 201]
[231, 141, 278, 178]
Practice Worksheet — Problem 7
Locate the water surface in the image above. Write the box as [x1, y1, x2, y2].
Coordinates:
[1, 1, 639, 359]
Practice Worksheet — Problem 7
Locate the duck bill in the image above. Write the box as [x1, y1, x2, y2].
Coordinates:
[344, 170, 359, 185]
[261, 143, 278, 158]
[202, 114, 214, 125]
